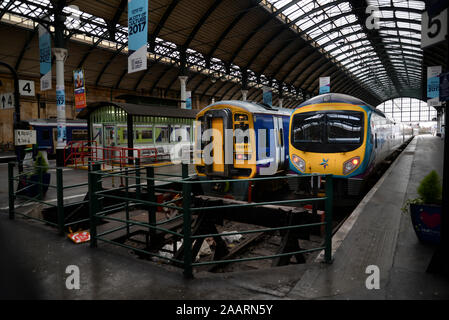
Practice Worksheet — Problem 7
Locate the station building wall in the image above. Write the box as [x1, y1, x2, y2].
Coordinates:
[0, 74, 209, 147]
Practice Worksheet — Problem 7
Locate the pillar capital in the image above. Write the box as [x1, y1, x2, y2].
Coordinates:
[52, 48, 68, 62]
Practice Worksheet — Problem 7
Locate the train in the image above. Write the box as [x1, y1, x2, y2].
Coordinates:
[28, 119, 88, 156]
[194, 100, 293, 179]
[288, 93, 414, 196]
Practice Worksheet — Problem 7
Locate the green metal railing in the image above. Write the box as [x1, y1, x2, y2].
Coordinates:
[88, 162, 334, 278]
[7, 162, 90, 235]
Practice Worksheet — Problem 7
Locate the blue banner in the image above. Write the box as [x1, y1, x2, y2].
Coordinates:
[39, 24, 52, 90]
[263, 88, 272, 106]
[427, 66, 441, 107]
[128, 0, 148, 73]
[186, 91, 192, 110]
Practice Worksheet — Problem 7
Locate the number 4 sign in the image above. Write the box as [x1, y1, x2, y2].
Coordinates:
[19, 80, 35, 96]
[421, 9, 448, 49]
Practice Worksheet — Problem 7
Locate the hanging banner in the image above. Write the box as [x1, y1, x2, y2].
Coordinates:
[73, 69, 87, 112]
[128, 0, 148, 73]
[186, 91, 192, 110]
[263, 87, 272, 106]
[319, 77, 330, 94]
[39, 24, 52, 91]
[427, 66, 442, 107]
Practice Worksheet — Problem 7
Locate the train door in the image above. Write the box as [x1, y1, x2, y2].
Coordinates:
[272, 116, 285, 171]
[203, 109, 233, 176]
[103, 124, 117, 147]
[52, 128, 58, 154]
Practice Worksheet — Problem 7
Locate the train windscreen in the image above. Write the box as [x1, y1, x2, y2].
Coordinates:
[292, 111, 364, 153]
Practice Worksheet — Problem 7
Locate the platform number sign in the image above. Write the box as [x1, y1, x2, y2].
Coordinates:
[19, 80, 35, 96]
[421, 9, 448, 49]
[0, 92, 14, 110]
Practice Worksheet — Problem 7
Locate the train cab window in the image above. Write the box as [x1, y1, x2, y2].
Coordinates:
[292, 113, 324, 143]
[234, 114, 248, 121]
[327, 113, 363, 144]
[42, 129, 50, 141]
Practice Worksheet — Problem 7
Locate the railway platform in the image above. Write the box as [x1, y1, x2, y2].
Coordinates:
[0, 135, 448, 299]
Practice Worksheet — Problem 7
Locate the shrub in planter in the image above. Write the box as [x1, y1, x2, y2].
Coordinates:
[17, 151, 51, 198]
[402, 170, 442, 244]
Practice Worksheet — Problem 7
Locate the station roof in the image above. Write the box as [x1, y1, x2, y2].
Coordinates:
[77, 101, 199, 119]
[1, 0, 447, 108]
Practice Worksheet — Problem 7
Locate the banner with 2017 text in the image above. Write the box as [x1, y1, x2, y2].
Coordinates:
[128, 0, 148, 73]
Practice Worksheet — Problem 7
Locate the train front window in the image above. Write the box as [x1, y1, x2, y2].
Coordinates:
[292, 113, 324, 143]
[292, 111, 364, 153]
[327, 113, 363, 144]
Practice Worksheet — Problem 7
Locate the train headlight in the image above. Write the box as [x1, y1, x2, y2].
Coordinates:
[292, 154, 305, 172]
[343, 157, 360, 175]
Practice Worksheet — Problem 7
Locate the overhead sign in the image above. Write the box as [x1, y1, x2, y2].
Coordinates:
[0, 92, 14, 109]
[319, 77, 330, 94]
[128, 0, 148, 73]
[421, 9, 448, 49]
[39, 23, 52, 91]
[263, 87, 272, 106]
[73, 69, 87, 112]
[19, 80, 35, 96]
[15, 130, 36, 146]
[427, 66, 442, 107]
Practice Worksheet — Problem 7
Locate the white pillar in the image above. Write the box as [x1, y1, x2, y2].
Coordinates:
[53, 48, 68, 154]
[241, 90, 248, 101]
[179, 76, 188, 109]
[279, 98, 283, 108]
[211, 97, 215, 104]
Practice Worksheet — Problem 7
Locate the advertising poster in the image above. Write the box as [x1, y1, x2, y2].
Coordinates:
[39, 23, 52, 91]
[128, 0, 148, 73]
[319, 77, 330, 94]
[56, 85, 66, 144]
[73, 69, 87, 112]
[427, 66, 442, 107]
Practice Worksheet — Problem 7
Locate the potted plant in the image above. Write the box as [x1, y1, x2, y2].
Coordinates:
[402, 170, 442, 245]
[17, 150, 51, 198]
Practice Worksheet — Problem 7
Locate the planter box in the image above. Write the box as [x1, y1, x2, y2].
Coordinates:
[410, 203, 441, 245]
[17, 173, 51, 198]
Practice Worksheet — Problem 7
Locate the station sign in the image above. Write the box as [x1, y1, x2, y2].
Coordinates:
[19, 80, 36, 96]
[15, 130, 36, 146]
[0, 92, 14, 110]
[421, 8, 448, 49]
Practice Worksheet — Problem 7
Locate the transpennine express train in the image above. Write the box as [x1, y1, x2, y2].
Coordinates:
[288, 93, 413, 196]
[194, 100, 293, 179]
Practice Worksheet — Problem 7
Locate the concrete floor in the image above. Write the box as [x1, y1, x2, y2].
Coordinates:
[0, 135, 448, 299]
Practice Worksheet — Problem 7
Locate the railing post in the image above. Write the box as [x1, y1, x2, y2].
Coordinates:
[125, 167, 130, 237]
[146, 166, 156, 244]
[182, 163, 188, 179]
[324, 174, 333, 264]
[182, 181, 193, 278]
[135, 158, 141, 201]
[8, 162, 15, 220]
[56, 167, 65, 235]
[89, 163, 100, 248]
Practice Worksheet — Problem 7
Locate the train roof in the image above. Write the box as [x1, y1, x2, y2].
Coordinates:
[77, 101, 199, 120]
[28, 119, 87, 127]
[205, 100, 293, 116]
[297, 93, 385, 117]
